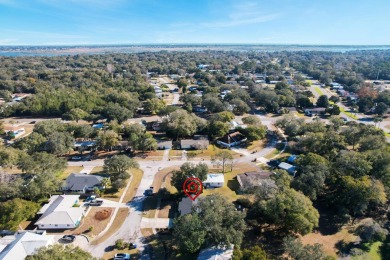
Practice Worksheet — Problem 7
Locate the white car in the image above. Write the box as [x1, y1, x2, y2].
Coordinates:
[114, 253, 131, 260]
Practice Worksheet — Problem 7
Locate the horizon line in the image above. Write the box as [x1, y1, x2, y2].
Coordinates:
[1, 43, 390, 47]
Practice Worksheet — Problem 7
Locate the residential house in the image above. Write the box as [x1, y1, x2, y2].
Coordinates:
[287, 155, 297, 164]
[35, 195, 86, 229]
[304, 107, 326, 116]
[216, 131, 247, 148]
[180, 139, 209, 150]
[73, 141, 96, 151]
[229, 121, 246, 131]
[178, 197, 198, 216]
[0, 231, 54, 260]
[197, 245, 234, 260]
[92, 123, 104, 129]
[278, 162, 296, 176]
[236, 171, 276, 191]
[203, 174, 224, 188]
[62, 173, 104, 193]
[193, 105, 207, 113]
[4, 125, 25, 138]
[157, 140, 173, 150]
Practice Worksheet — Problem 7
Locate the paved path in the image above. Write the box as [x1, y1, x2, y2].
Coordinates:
[140, 218, 173, 229]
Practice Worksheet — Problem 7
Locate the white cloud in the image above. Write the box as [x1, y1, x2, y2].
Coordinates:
[200, 1, 280, 28]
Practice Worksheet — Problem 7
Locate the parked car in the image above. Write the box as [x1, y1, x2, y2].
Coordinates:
[129, 243, 137, 249]
[114, 253, 131, 260]
[89, 199, 103, 206]
[85, 195, 97, 202]
[144, 187, 154, 196]
[61, 235, 76, 242]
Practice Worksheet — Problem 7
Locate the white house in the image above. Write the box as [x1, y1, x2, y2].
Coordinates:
[278, 162, 297, 176]
[35, 195, 85, 229]
[0, 231, 54, 260]
[203, 174, 224, 188]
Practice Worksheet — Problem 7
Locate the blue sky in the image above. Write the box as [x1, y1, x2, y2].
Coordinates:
[0, 0, 389, 45]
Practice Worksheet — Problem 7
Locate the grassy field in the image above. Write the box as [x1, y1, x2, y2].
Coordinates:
[103, 248, 139, 260]
[57, 166, 83, 180]
[122, 168, 144, 203]
[302, 227, 358, 258]
[340, 106, 359, 120]
[314, 86, 325, 96]
[246, 140, 265, 152]
[91, 207, 129, 245]
[187, 145, 239, 160]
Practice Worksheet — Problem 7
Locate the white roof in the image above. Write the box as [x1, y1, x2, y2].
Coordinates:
[203, 174, 225, 184]
[36, 195, 84, 226]
[198, 245, 234, 260]
[0, 232, 53, 260]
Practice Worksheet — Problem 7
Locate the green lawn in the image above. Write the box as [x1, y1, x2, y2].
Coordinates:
[340, 106, 359, 120]
[314, 86, 325, 96]
[352, 242, 382, 260]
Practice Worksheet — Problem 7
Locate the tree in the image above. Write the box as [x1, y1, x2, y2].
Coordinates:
[230, 98, 250, 115]
[62, 108, 89, 122]
[97, 130, 120, 150]
[208, 121, 230, 139]
[17, 152, 66, 174]
[171, 162, 208, 192]
[296, 94, 313, 108]
[173, 214, 207, 254]
[327, 104, 341, 115]
[135, 132, 158, 152]
[242, 115, 262, 126]
[329, 95, 340, 103]
[238, 126, 266, 142]
[33, 119, 64, 137]
[212, 151, 234, 173]
[162, 109, 206, 140]
[71, 124, 94, 139]
[144, 98, 166, 115]
[355, 219, 388, 243]
[233, 246, 267, 260]
[202, 97, 225, 113]
[195, 194, 246, 247]
[0, 198, 40, 230]
[251, 188, 319, 235]
[102, 102, 133, 123]
[210, 111, 235, 123]
[44, 132, 74, 155]
[0, 147, 19, 167]
[316, 95, 329, 108]
[282, 236, 328, 260]
[292, 153, 330, 200]
[375, 102, 389, 116]
[104, 155, 139, 189]
[329, 176, 386, 223]
[26, 245, 97, 260]
[359, 135, 386, 152]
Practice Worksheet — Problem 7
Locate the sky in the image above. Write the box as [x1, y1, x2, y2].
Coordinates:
[0, 0, 389, 45]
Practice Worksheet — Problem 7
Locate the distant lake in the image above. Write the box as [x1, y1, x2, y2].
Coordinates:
[1, 44, 390, 56]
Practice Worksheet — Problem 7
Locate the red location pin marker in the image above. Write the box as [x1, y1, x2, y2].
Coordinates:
[183, 177, 203, 201]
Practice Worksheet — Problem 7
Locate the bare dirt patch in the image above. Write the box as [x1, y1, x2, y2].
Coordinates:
[68, 207, 113, 238]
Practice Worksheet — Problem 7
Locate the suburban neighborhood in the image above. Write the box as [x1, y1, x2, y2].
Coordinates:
[0, 13, 390, 258]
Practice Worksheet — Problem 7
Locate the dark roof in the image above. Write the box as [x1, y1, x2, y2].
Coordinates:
[64, 173, 103, 191]
[237, 171, 273, 189]
[217, 131, 246, 144]
[180, 139, 209, 147]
